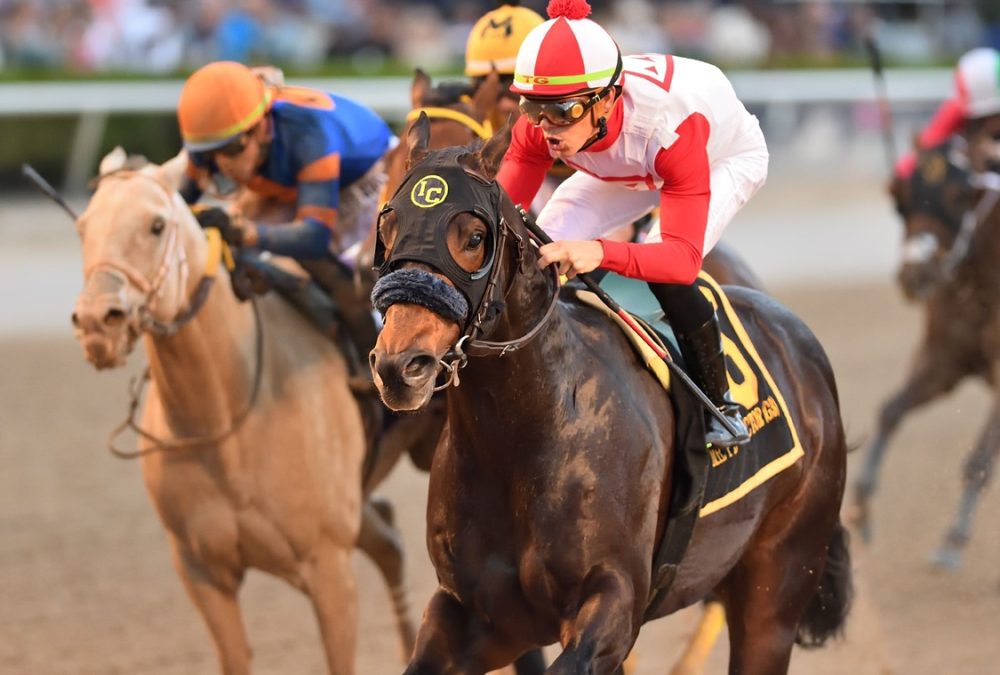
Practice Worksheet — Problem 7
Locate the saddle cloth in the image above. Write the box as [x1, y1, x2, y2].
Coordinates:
[575, 271, 804, 517]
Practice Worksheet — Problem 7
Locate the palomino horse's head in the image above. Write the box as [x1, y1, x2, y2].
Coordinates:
[72, 147, 205, 369]
[893, 139, 986, 301]
[370, 116, 521, 411]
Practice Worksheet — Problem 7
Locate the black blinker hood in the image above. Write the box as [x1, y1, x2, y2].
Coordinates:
[375, 147, 505, 314]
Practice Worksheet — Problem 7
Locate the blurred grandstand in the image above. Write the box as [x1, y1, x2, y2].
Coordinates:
[0, 0, 996, 75]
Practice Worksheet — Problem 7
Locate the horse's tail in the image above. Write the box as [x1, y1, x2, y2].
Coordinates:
[795, 521, 853, 648]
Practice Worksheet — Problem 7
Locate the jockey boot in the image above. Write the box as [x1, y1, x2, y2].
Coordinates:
[675, 316, 751, 449]
[299, 257, 380, 380]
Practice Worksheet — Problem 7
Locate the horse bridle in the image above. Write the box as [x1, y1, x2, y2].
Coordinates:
[406, 106, 494, 141]
[85, 170, 264, 458]
[84, 170, 231, 337]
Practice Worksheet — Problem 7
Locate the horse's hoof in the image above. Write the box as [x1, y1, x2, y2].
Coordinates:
[928, 547, 963, 571]
[845, 502, 873, 544]
[370, 494, 396, 527]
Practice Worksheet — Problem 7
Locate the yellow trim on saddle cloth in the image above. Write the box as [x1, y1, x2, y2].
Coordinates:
[406, 107, 494, 140]
[574, 289, 671, 391]
[695, 271, 805, 517]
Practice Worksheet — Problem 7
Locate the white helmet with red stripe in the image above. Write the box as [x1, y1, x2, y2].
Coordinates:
[956, 47, 1000, 119]
[511, 0, 622, 98]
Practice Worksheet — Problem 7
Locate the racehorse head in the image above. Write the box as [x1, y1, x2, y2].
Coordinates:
[369, 115, 540, 411]
[72, 147, 205, 369]
[893, 139, 982, 301]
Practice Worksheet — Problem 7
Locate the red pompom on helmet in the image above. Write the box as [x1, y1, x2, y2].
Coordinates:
[546, 0, 591, 21]
[513, 0, 621, 98]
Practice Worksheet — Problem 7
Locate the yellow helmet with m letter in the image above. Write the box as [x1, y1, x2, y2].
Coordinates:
[177, 61, 273, 153]
[465, 1, 545, 77]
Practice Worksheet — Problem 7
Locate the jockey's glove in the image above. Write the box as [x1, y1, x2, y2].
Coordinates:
[193, 206, 243, 247]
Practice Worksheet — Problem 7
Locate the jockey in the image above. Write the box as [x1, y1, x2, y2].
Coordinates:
[465, 1, 545, 131]
[176, 60, 395, 368]
[496, 0, 768, 448]
[894, 47, 1000, 179]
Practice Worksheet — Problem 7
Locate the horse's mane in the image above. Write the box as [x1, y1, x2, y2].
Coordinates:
[420, 81, 475, 107]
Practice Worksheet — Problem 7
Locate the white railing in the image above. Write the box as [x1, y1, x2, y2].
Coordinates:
[1, 69, 951, 190]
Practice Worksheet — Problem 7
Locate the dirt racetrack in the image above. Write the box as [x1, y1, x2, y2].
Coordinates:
[2, 188, 999, 674]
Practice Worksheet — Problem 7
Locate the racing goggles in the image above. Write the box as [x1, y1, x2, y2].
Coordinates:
[190, 130, 253, 165]
[518, 91, 603, 127]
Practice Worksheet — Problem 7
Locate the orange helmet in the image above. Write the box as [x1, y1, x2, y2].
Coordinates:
[177, 61, 273, 153]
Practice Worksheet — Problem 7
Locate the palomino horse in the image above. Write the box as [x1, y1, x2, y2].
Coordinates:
[853, 138, 1000, 568]
[383, 69, 765, 293]
[369, 120, 852, 674]
[71, 148, 414, 674]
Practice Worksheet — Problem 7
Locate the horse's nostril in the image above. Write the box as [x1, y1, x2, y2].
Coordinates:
[369, 351, 378, 371]
[104, 308, 126, 326]
[71, 312, 80, 328]
[403, 353, 437, 379]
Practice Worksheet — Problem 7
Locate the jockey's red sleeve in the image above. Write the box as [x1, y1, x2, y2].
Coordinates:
[598, 113, 710, 285]
[497, 117, 554, 208]
[894, 97, 966, 178]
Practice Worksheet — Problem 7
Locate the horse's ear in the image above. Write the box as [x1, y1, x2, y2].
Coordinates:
[406, 112, 431, 170]
[98, 146, 128, 175]
[411, 68, 431, 109]
[157, 150, 189, 192]
[476, 116, 513, 180]
[471, 71, 501, 123]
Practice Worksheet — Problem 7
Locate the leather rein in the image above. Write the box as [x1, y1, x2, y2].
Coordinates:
[434, 205, 560, 390]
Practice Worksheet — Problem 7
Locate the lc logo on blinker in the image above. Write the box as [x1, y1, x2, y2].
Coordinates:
[411, 175, 449, 208]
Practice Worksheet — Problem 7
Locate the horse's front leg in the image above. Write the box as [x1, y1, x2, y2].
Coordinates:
[170, 542, 251, 675]
[546, 566, 637, 675]
[851, 345, 963, 541]
[932, 390, 1000, 570]
[405, 588, 528, 675]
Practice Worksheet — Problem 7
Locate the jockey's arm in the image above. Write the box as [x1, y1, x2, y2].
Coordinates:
[597, 114, 709, 285]
[894, 97, 966, 178]
[497, 117, 555, 208]
[251, 161, 341, 258]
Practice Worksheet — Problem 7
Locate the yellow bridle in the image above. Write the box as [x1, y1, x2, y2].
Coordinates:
[406, 106, 493, 141]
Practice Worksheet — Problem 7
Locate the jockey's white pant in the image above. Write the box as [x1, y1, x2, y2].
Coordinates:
[537, 129, 769, 255]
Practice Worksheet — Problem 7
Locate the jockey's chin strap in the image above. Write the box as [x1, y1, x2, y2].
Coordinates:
[941, 170, 1000, 281]
[406, 107, 494, 141]
[434, 205, 561, 390]
[85, 171, 236, 337]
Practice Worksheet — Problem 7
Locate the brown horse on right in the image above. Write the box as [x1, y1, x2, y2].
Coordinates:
[852, 138, 1000, 569]
[370, 120, 852, 674]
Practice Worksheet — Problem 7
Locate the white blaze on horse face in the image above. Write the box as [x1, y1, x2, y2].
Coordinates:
[901, 232, 940, 265]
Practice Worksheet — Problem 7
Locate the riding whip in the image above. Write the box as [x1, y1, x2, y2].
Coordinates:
[515, 206, 746, 440]
[21, 164, 79, 221]
[863, 34, 898, 175]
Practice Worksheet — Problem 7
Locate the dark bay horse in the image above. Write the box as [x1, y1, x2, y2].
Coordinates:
[368, 119, 851, 674]
[852, 138, 1000, 568]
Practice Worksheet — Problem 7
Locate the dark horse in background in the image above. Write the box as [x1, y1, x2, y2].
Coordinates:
[369, 118, 851, 674]
[853, 137, 1000, 569]
[382, 69, 766, 291]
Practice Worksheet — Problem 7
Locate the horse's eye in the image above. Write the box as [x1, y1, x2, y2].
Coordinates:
[466, 232, 484, 250]
[151, 217, 166, 236]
